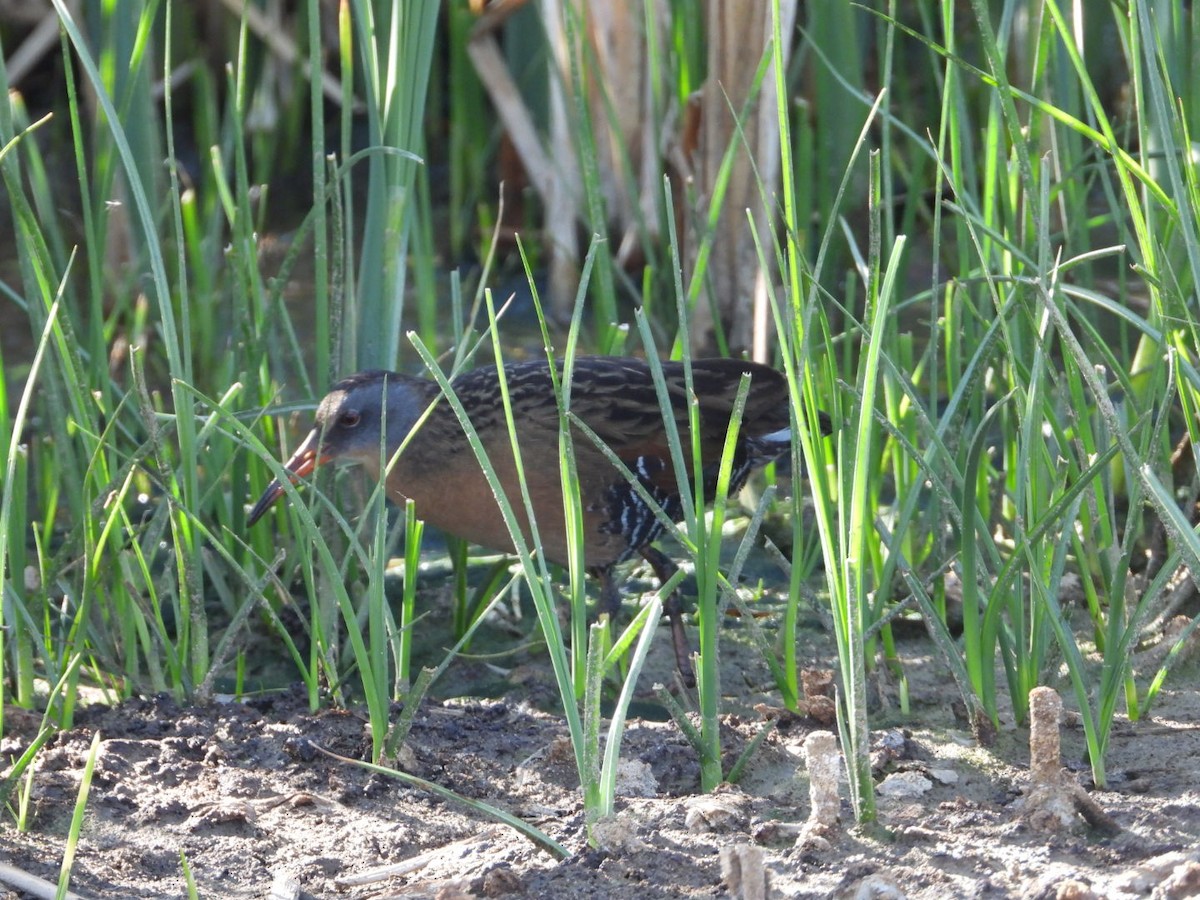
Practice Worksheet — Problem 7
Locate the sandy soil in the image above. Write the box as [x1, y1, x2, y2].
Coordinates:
[2, 585, 1199, 900]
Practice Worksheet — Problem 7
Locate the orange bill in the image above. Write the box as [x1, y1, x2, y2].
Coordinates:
[246, 429, 329, 526]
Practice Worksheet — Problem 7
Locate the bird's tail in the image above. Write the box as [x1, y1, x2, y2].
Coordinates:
[745, 427, 792, 468]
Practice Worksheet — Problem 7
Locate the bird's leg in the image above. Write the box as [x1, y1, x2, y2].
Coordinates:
[595, 566, 623, 620]
[640, 546, 696, 687]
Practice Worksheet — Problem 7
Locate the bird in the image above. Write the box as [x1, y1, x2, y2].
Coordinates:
[247, 356, 829, 684]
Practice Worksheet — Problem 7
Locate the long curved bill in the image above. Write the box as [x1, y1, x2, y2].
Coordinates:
[246, 429, 329, 526]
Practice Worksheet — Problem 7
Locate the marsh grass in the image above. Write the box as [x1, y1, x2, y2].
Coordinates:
[1, 0, 1199, 853]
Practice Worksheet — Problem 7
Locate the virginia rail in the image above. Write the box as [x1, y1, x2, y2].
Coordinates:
[248, 357, 824, 682]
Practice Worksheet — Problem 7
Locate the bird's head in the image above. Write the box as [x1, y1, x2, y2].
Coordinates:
[246, 370, 430, 525]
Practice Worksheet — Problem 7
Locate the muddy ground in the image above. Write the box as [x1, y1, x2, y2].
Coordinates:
[2, 573, 1200, 900]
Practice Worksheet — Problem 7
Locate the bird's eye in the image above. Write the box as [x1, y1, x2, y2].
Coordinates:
[339, 410, 361, 428]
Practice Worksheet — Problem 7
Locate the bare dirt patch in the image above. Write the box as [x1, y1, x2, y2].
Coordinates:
[3, 614, 1200, 898]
